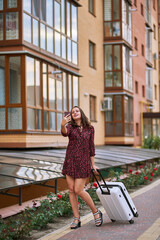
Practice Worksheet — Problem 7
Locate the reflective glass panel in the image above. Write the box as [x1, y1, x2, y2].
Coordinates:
[47, 0, 53, 26]
[73, 76, 78, 106]
[62, 35, 66, 59]
[6, 12, 19, 40]
[41, 0, 46, 21]
[33, 18, 39, 46]
[57, 113, 63, 131]
[8, 108, 22, 130]
[7, 0, 17, 8]
[0, 108, 5, 130]
[105, 110, 113, 122]
[106, 123, 113, 135]
[27, 108, 35, 130]
[55, 31, 61, 56]
[115, 123, 123, 135]
[0, 56, 5, 105]
[49, 78, 55, 109]
[71, 5, 77, 41]
[104, 0, 111, 21]
[105, 45, 112, 71]
[33, 0, 39, 18]
[43, 64, 47, 107]
[23, 0, 31, 13]
[0, 13, 3, 40]
[47, 27, 53, 53]
[54, 1, 60, 31]
[104, 22, 112, 37]
[35, 61, 40, 105]
[114, 72, 121, 87]
[114, 45, 120, 69]
[40, 23, 46, 49]
[113, 0, 120, 20]
[68, 75, 72, 110]
[26, 57, 35, 106]
[61, 0, 65, 33]
[23, 13, 31, 42]
[105, 72, 113, 87]
[67, 2, 70, 37]
[63, 73, 67, 111]
[36, 109, 42, 129]
[44, 111, 48, 130]
[115, 96, 122, 121]
[56, 80, 62, 111]
[50, 112, 56, 131]
[9, 57, 21, 104]
[67, 39, 71, 62]
[0, 0, 3, 10]
[72, 42, 77, 65]
[113, 22, 120, 36]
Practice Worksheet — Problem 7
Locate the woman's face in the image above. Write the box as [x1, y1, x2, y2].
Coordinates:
[71, 107, 81, 121]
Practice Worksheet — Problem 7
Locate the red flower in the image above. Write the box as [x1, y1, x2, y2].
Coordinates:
[57, 194, 62, 199]
[129, 169, 133, 173]
[150, 178, 153, 181]
[150, 172, 154, 176]
[139, 165, 143, 169]
[135, 171, 139, 175]
[154, 168, 157, 171]
[144, 176, 147, 180]
[93, 182, 98, 188]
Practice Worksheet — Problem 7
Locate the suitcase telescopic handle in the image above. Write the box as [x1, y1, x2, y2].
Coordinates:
[91, 169, 110, 195]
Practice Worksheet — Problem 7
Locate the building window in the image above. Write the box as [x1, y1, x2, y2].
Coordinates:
[134, 37, 138, 50]
[153, 0, 155, 10]
[136, 123, 139, 136]
[142, 85, 145, 97]
[23, 0, 78, 65]
[89, 0, 95, 15]
[90, 95, 96, 121]
[141, 3, 144, 16]
[134, 0, 137, 7]
[146, 69, 152, 101]
[105, 95, 127, 136]
[26, 57, 79, 132]
[154, 84, 157, 100]
[104, 44, 121, 87]
[104, 0, 121, 38]
[0, 55, 23, 131]
[153, 24, 156, 39]
[126, 47, 130, 73]
[89, 41, 95, 68]
[124, 96, 133, 136]
[135, 81, 138, 93]
[141, 44, 144, 56]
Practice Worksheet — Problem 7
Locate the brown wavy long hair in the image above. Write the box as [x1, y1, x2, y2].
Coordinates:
[70, 106, 91, 128]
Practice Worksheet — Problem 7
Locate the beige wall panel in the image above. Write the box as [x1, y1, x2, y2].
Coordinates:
[78, 0, 105, 145]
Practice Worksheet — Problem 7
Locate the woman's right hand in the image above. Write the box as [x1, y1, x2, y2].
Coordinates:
[61, 113, 71, 127]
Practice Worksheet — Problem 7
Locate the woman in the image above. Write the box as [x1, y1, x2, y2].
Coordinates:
[61, 106, 103, 229]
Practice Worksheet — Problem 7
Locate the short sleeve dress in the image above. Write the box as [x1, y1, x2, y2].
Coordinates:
[61, 124, 95, 178]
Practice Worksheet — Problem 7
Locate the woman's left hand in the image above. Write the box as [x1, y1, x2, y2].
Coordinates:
[92, 164, 99, 174]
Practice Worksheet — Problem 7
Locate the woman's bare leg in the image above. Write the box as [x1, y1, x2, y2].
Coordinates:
[66, 175, 79, 221]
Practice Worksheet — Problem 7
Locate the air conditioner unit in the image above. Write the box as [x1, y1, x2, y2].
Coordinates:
[101, 97, 113, 111]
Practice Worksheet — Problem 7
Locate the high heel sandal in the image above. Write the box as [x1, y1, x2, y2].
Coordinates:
[93, 209, 103, 227]
[70, 217, 81, 229]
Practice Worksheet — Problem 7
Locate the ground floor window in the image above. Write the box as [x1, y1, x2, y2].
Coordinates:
[26, 56, 79, 132]
[105, 95, 133, 137]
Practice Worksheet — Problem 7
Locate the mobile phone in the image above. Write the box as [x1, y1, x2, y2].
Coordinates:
[64, 111, 70, 117]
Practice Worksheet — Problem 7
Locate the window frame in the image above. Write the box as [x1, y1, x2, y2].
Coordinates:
[89, 40, 96, 69]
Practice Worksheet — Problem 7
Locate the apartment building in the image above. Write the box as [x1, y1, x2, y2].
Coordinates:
[0, 0, 159, 148]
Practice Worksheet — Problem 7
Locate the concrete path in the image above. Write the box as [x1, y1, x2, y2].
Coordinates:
[39, 179, 160, 240]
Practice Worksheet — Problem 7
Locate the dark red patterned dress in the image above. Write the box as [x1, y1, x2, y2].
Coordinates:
[61, 124, 95, 178]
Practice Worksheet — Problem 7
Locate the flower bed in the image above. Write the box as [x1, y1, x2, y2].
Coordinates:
[0, 162, 160, 240]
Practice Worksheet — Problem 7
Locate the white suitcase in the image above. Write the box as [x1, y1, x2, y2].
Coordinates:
[92, 170, 138, 224]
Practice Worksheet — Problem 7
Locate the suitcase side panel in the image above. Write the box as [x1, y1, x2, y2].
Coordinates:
[96, 187, 133, 221]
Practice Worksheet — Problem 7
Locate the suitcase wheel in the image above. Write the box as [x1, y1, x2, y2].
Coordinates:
[129, 219, 134, 224]
[134, 212, 138, 217]
[111, 219, 116, 222]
